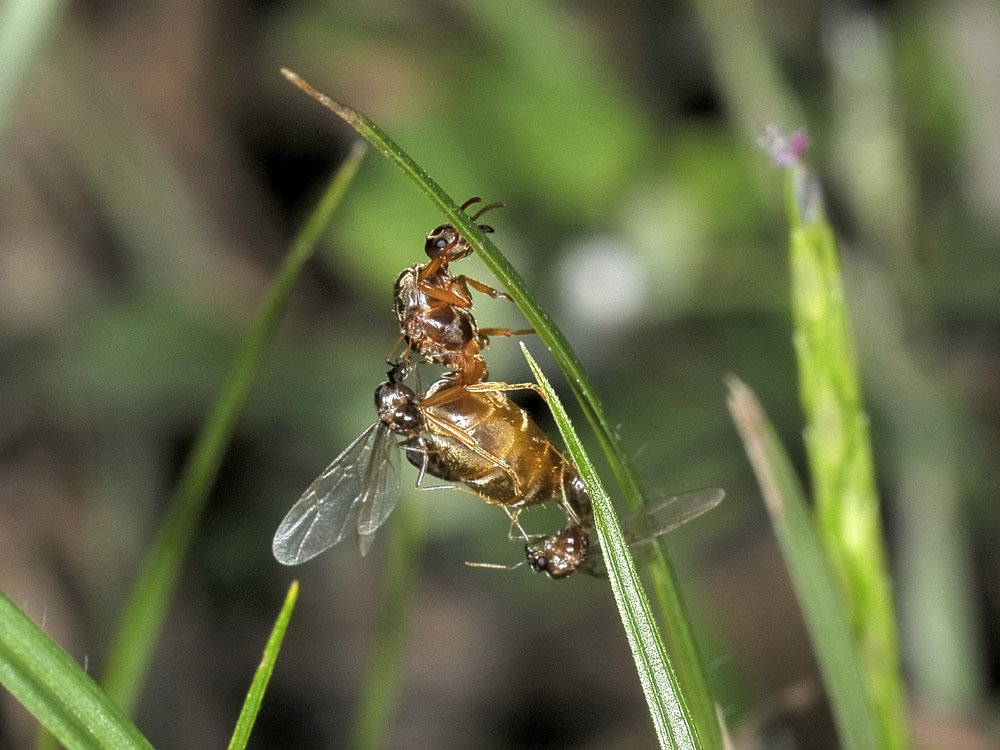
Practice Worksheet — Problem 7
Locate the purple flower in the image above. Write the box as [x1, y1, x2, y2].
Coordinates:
[758, 125, 810, 167]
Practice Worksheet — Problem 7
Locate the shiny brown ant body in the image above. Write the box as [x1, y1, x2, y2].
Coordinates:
[394, 197, 532, 385]
[401, 374, 594, 578]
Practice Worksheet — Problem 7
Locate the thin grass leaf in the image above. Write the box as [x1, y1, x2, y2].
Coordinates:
[227, 581, 300, 750]
[726, 377, 881, 750]
[783, 158, 907, 748]
[0, 592, 153, 750]
[348, 501, 422, 750]
[281, 70, 722, 747]
[522, 344, 700, 750]
[0, 0, 67, 152]
[100, 142, 367, 714]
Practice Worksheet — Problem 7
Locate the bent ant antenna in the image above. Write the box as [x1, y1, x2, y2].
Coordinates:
[470, 201, 504, 222]
[465, 559, 526, 572]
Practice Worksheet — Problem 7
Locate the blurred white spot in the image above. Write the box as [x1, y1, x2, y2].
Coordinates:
[558, 236, 647, 330]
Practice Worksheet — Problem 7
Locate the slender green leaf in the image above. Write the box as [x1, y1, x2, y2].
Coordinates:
[784, 161, 907, 749]
[0, 0, 67, 152]
[0, 592, 153, 750]
[281, 70, 722, 747]
[227, 581, 300, 750]
[348, 501, 422, 750]
[726, 377, 881, 750]
[100, 141, 367, 714]
[523, 344, 700, 750]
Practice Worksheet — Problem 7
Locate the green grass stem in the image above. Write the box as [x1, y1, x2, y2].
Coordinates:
[785, 163, 907, 748]
[523, 344, 700, 750]
[227, 581, 300, 750]
[100, 141, 367, 714]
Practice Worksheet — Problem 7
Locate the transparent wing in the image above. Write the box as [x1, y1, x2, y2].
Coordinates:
[272, 422, 401, 565]
[621, 487, 725, 546]
[355, 427, 401, 538]
[582, 487, 725, 573]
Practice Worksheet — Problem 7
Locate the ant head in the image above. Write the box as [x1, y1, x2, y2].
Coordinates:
[524, 526, 588, 579]
[424, 224, 472, 262]
[385, 357, 415, 384]
[423, 198, 504, 263]
[376, 360, 422, 436]
[525, 543, 549, 575]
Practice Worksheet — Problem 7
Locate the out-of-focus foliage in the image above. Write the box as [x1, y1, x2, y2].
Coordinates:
[2, 1, 999, 748]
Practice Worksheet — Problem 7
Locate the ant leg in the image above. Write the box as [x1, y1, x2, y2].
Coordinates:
[385, 336, 410, 363]
[416, 278, 474, 308]
[458, 275, 512, 301]
[463, 381, 546, 399]
[478, 327, 535, 339]
[407, 446, 496, 498]
[502, 507, 545, 543]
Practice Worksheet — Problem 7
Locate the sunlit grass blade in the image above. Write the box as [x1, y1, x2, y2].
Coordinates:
[523, 344, 700, 750]
[281, 69, 721, 747]
[100, 141, 367, 714]
[227, 581, 300, 750]
[348, 502, 422, 750]
[0, 592, 153, 750]
[0, 0, 67, 152]
[781, 155, 907, 748]
[726, 377, 881, 750]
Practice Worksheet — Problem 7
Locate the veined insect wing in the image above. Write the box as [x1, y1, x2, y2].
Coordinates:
[580, 487, 725, 575]
[272, 421, 402, 565]
[621, 487, 725, 545]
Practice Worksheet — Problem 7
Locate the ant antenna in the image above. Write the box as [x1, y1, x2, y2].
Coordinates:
[471, 201, 504, 222]
[460, 196, 482, 211]
[465, 559, 526, 572]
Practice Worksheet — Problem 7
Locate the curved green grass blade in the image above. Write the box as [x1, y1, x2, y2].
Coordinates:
[522, 344, 699, 750]
[227, 581, 300, 750]
[281, 70, 721, 747]
[100, 141, 367, 714]
[0, 592, 153, 750]
[726, 377, 881, 750]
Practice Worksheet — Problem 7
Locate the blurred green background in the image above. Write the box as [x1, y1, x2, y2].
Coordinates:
[1, 0, 998, 747]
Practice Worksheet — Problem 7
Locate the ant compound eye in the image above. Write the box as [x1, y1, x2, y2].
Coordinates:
[525, 545, 547, 572]
[425, 225, 460, 258]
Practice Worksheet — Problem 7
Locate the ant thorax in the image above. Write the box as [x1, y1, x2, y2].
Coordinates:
[393, 265, 485, 378]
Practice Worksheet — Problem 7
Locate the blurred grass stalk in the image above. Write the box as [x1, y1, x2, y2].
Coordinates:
[727, 380, 881, 750]
[348, 501, 422, 750]
[826, 10, 982, 705]
[99, 141, 367, 715]
[784, 158, 908, 748]
[0, 0, 66, 152]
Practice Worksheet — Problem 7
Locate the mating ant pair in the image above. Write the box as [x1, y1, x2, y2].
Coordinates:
[272, 194, 721, 578]
[274, 198, 595, 577]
